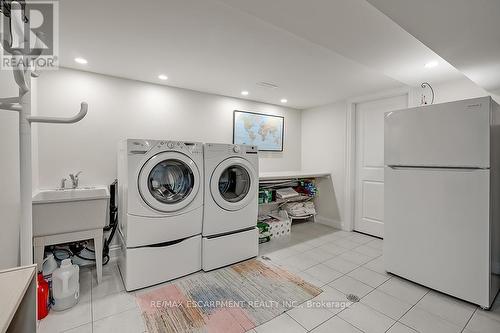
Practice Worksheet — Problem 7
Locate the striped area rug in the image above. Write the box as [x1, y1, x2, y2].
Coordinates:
[135, 259, 322, 333]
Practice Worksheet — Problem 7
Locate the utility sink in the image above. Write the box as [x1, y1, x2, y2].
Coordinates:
[32, 186, 110, 237]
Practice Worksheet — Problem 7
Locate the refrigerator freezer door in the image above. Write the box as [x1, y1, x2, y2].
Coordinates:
[384, 166, 491, 307]
[385, 97, 491, 168]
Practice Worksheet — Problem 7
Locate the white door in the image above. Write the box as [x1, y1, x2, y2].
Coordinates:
[354, 95, 408, 237]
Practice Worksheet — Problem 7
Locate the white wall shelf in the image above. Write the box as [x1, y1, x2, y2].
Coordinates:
[258, 171, 339, 228]
[259, 171, 331, 181]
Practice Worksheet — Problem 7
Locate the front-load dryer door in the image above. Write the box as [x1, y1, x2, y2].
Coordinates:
[210, 157, 258, 211]
[138, 151, 200, 213]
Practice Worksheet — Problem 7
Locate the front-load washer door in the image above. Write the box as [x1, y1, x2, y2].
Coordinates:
[138, 151, 200, 213]
[210, 157, 258, 211]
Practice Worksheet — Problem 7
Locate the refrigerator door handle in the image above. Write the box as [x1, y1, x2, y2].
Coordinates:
[387, 166, 488, 172]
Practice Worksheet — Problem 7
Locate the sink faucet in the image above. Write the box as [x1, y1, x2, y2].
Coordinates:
[69, 171, 82, 189]
[60, 178, 67, 189]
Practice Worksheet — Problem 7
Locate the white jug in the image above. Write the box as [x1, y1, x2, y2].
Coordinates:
[52, 259, 80, 311]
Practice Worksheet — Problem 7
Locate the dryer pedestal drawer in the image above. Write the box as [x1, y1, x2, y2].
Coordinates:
[202, 228, 258, 271]
[119, 234, 201, 291]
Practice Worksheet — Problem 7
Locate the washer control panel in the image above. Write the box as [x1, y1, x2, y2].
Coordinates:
[159, 141, 203, 154]
[127, 139, 203, 155]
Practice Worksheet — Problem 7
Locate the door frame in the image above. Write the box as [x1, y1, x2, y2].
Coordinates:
[344, 87, 412, 232]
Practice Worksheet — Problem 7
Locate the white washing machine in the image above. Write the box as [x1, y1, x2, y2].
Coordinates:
[202, 143, 259, 271]
[117, 139, 203, 290]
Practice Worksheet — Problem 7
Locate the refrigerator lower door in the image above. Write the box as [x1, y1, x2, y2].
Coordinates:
[384, 166, 491, 307]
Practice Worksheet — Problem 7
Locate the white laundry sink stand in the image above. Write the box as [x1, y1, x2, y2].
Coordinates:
[34, 229, 103, 284]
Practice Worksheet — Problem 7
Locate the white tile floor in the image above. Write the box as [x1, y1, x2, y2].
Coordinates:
[38, 223, 500, 333]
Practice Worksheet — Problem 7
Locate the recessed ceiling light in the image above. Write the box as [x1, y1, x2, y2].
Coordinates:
[158, 74, 168, 80]
[281, 99, 288, 103]
[74, 57, 88, 64]
[425, 61, 438, 68]
[241, 91, 249, 96]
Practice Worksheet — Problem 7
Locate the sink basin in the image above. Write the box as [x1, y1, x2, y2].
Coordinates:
[33, 186, 110, 237]
[33, 187, 108, 204]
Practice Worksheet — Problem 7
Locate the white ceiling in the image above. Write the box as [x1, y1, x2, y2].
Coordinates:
[57, 0, 464, 109]
[367, 0, 500, 96]
[219, 0, 463, 87]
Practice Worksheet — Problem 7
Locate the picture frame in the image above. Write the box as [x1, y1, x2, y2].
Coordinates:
[233, 110, 284, 152]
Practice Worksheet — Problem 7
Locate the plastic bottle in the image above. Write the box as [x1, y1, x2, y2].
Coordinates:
[42, 253, 58, 303]
[52, 259, 80, 311]
[42, 254, 58, 277]
[37, 273, 50, 319]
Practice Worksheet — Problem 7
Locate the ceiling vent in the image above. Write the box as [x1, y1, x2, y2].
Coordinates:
[256, 81, 279, 89]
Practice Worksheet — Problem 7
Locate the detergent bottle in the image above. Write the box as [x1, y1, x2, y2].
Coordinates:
[37, 273, 49, 319]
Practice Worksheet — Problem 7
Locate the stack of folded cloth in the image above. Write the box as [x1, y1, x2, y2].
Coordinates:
[284, 201, 316, 217]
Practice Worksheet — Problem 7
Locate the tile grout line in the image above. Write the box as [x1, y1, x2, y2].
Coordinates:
[359, 255, 386, 275]
[335, 277, 401, 332]
[412, 294, 478, 331]
[284, 311, 310, 332]
[460, 307, 478, 333]
[290, 256, 372, 332]
[336, 315, 368, 333]
[263, 232, 379, 332]
[301, 297, 361, 332]
[391, 288, 430, 332]
[337, 272, 425, 332]
[359, 276, 446, 327]
[90, 265, 131, 329]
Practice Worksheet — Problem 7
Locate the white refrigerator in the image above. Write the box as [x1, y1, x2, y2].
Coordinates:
[384, 96, 500, 309]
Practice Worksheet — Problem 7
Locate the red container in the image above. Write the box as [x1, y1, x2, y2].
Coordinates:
[37, 273, 50, 320]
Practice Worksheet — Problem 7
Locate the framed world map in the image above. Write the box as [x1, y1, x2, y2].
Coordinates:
[233, 110, 284, 151]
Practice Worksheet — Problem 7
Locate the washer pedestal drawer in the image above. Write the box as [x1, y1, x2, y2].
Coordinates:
[202, 227, 258, 271]
[119, 234, 201, 291]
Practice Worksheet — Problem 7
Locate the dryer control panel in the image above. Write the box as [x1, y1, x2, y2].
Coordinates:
[228, 144, 257, 155]
[205, 143, 258, 155]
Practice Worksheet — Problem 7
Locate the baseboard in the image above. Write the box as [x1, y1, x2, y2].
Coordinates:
[314, 216, 342, 229]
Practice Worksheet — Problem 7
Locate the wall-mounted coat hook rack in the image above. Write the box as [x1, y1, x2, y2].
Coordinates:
[28, 102, 88, 124]
[0, 96, 22, 111]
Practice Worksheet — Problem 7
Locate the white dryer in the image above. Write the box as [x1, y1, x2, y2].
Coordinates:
[117, 139, 203, 290]
[202, 143, 259, 271]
